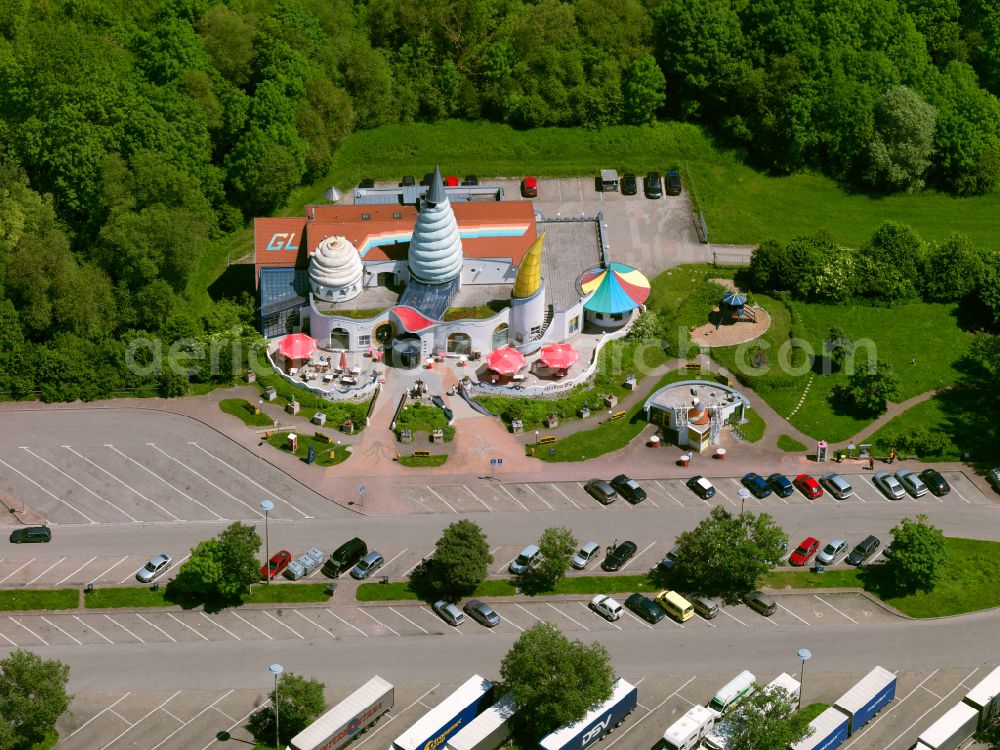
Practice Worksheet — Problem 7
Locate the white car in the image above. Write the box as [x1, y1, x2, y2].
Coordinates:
[894, 469, 928, 498]
[589, 595, 623, 621]
[873, 471, 905, 500]
[571, 541, 601, 570]
[137, 554, 172, 583]
[816, 538, 848, 566]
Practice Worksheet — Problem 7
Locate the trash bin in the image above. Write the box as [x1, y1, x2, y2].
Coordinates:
[649, 436, 660, 449]
[679, 454, 690, 467]
[715, 448, 727, 460]
[325, 583, 337, 596]
[813, 564, 824, 574]
[380, 575, 389, 584]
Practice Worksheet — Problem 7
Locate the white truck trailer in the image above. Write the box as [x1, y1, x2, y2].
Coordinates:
[445, 692, 516, 750]
[913, 702, 979, 750]
[964, 664, 1000, 729]
[289, 675, 393, 750]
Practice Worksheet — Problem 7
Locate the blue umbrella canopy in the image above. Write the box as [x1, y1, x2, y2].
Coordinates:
[722, 290, 747, 307]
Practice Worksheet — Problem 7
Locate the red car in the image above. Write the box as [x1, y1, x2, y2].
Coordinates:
[521, 176, 537, 198]
[445, 175, 459, 187]
[794, 473, 823, 500]
[261, 550, 292, 580]
[789, 537, 820, 566]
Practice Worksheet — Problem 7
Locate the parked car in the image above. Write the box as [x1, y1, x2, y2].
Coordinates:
[692, 596, 719, 619]
[584, 478, 618, 505]
[610, 474, 646, 504]
[358, 177, 375, 189]
[816, 538, 848, 565]
[137, 554, 172, 583]
[509, 544, 542, 575]
[430, 394, 454, 423]
[520, 176, 537, 197]
[987, 467, 1000, 491]
[590, 594, 623, 621]
[261, 550, 292, 580]
[8, 526, 51, 544]
[322, 537, 367, 578]
[350, 550, 385, 580]
[433, 600, 465, 626]
[744, 591, 777, 617]
[462, 175, 479, 186]
[767, 473, 795, 498]
[846, 535, 881, 565]
[621, 173, 637, 195]
[793, 474, 823, 500]
[741, 472, 772, 499]
[463, 599, 500, 627]
[444, 175, 459, 187]
[895, 469, 928, 498]
[819, 472, 854, 500]
[789, 537, 820, 566]
[571, 540, 602, 570]
[644, 171, 662, 198]
[401, 175, 416, 187]
[626, 593, 664, 624]
[658, 544, 681, 572]
[765, 540, 790, 566]
[665, 170, 682, 195]
[601, 540, 638, 572]
[686, 475, 716, 499]
[421, 172, 438, 187]
[918, 469, 950, 496]
[873, 471, 905, 500]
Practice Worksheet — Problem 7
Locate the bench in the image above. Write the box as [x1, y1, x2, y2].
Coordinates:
[412, 450, 432, 458]
[610, 410, 626, 421]
[538, 436, 557, 445]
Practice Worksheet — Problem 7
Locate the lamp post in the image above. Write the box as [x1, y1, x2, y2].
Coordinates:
[260, 500, 274, 584]
[535, 430, 539, 446]
[797, 648, 812, 710]
[268, 663, 283, 750]
[737, 487, 750, 517]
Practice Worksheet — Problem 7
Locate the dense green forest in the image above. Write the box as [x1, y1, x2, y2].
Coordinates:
[2, 0, 1000, 401]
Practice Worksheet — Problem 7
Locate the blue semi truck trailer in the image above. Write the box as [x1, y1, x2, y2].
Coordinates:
[538, 678, 637, 750]
[392, 675, 494, 750]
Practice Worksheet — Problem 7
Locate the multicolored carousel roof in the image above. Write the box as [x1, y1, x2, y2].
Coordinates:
[580, 263, 651, 314]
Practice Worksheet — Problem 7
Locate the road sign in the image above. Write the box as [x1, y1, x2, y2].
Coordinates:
[359, 485, 366, 494]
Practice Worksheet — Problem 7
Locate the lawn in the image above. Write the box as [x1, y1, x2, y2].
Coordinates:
[0, 589, 79, 611]
[84, 587, 169, 609]
[245, 583, 331, 604]
[765, 569, 863, 590]
[267, 432, 351, 466]
[398, 454, 448, 467]
[395, 402, 454, 441]
[219, 398, 274, 427]
[733, 408, 765, 443]
[867, 392, 998, 462]
[778, 434, 808, 452]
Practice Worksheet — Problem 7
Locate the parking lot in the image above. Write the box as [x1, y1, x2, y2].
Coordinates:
[55, 666, 989, 750]
[396, 469, 994, 515]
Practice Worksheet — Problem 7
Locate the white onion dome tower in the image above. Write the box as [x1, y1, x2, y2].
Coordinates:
[407, 165, 463, 284]
[309, 235, 364, 302]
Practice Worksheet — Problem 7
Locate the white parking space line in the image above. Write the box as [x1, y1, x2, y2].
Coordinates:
[425, 486, 457, 513]
[199, 700, 266, 750]
[653, 480, 684, 507]
[391, 607, 432, 634]
[462, 485, 493, 511]
[100, 691, 182, 750]
[107, 445, 225, 521]
[198, 612, 242, 640]
[623, 610, 654, 630]
[605, 676, 698, 749]
[166, 612, 209, 641]
[551, 602, 593, 631]
[381, 549, 408, 575]
[496, 556, 518, 575]
[777, 602, 810, 625]
[150, 690, 236, 750]
[358, 608, 400, 636]
[0, 558, 35, 584]
[524, 484, 555, 510]
[352, 685, 440, 750]
[875, 667, 980, 750]
[260, 610, 304, 639]
[0, 457, 95, 523]
[149, 443, 264, 518]
[515, 603, 544, 623]
[326, 608, 368, 637]
[165, 554, 189, 577]
[121, 566, 144, 584]
[229, 612, 272, 640]
[136, 614, 176, 642]
[73, 615, 114, 644]
[720, 609, 748, 627]
[88, 555, 129, 584]
[8, 617, 47, 645]
[21, 446, 139, 522]
[0, 629, 17, 647]
[294, 609, 337, 638]
[104, 614, 146, 643]
[500, 614, 525, 632]
[67, 693, 133, 739]
[950, 484, 970, 504]
[920, 684, 944, 700]
[188, 442, 312, 517]
[550, 484, 582, 509]
[620, 542, 656, 571]
[63, 445, 180, 520]
[57, 556, 97, 585]
[813, 594, 859, 624]
[497, 483, 530, 511]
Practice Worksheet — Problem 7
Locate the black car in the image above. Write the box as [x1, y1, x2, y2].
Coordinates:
[846, 535, 881, 565]
[601, 540, 637, 571]
[767, 473, 795, 498]
[430, 395, 454, 423]
[644, 171, 662, 199]
[421, 172, 441, 187]
[621, 173, 637, 196]
[358, 177, 375, 189]
[462, 175, 479, 186]
[401, 175, 416, 187]
[741, 472, 772, 499]
[918, 469, 950, 496]
[686, 475, 716, 500]
[625, 593, 664, 624]
[610, 474, 647, 504]
[666, 170, 682, 195]
[9, 526, 51, 544]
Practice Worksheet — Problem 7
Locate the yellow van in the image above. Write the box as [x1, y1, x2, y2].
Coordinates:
[656, 590, 694, 622]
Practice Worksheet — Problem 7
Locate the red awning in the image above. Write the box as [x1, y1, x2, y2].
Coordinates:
[539, 343, 579, 370]
[278, 333, 317, 360]
[486, 346, 526, 375]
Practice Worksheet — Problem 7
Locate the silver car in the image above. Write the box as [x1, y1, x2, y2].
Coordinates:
[873, 471, 905, 500]
[816, 538, 848, 565]
[819, 472, 853, 500]
[137, 554, 172, 583]
[895, 469, 928, 498]
[571, 540, 601, 570]
[350, 550, 384, 580]
[463, 599, 500, 627]
[433, 600, 465, 626]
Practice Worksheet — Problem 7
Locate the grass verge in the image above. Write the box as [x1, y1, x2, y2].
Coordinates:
[765, 569, 863, 590]
[734, 409, 765, 443]
[0, 589, 79, 611]
[245, 583, 332, 604]
[777, 434, 808, 452]
[219, 398, 274, 427]
[84, 588, 169, 609]
[398, 454, 448, 467]
[799, 704, 828, 723]
[267, 432, 351, 466]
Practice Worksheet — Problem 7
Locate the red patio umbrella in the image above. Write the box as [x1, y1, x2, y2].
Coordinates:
[486, 346, 526, 375]
[278, 333, 317, 360]
[339, 351, 348, 371]
[539, 343, 579, 370]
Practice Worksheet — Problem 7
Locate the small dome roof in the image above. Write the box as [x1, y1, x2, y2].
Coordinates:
[309, 235, 363, 291]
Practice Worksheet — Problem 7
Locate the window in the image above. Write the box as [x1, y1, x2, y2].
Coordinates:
[569, 316, 580, 334]
[447, 332, 472, 355]
[491, 323, 509, 350]
[358, 334, 371, 348]
[611, 312, 624, 321]
[361, 213, 371, 220]
[393, 212, 402, 219]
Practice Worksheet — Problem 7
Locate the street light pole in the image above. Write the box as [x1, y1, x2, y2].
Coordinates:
[268, 663, 283, 750]
[797, 648, 812, 710]
[737, 488, 749, 517]
[260, 500, 274, 585]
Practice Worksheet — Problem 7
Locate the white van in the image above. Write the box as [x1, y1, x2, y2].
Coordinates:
[704, 673, 800, 749]
[662, 705, 716, 750]
[709, 671, 757, 713]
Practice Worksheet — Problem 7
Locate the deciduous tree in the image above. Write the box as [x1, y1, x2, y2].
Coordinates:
[866, 86, 937, 192]
[521, 527, 577, 593]
[246, 672, 326, 746]
[0, 649, 71, 748]
[842, 359, 901, 415]
[723, 685, 813, 750]
[887, 514, 947, 594]
[430, 520, 493, 598]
